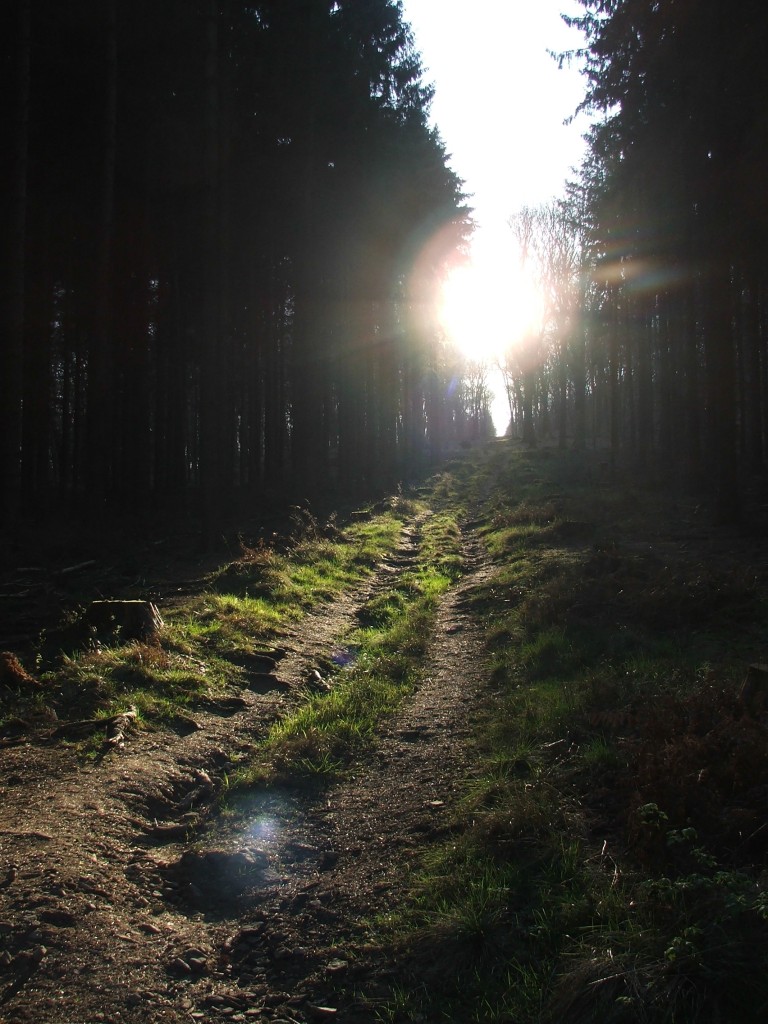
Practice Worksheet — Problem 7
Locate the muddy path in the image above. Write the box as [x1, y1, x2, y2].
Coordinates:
[0, 516, 496, 1024]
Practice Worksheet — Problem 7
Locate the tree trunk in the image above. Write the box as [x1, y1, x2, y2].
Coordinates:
[86, 0, 117, 505]
[744, 267, 764, 472]
[571, 315, 587, 450]
[636, 299, 654, 469]
[200, 0, 221, 547]
[608, 285, 620, 469]
[521, 370, 537, 447]
[706, 262, 740, 523]
[557, 344, 568, 450]
[1, 0, 31, 527]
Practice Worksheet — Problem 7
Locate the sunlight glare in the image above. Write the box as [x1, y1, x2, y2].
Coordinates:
[440, 230, 543, 364]
[241, 792, 288, 848]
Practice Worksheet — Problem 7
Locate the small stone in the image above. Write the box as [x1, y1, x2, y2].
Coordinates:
[14, 946, 47, 970]
[318, 851, 339, 871]
[183, 946, 207, 960]
[307, 1006, 338, 1019]
[264, 991, 292, 1006]
[39, 909, 77, 933]
[169, 957, 192, 974]
[325, 959, 348, 975]
[0, 950, 13, 966]
[151, 823, 192, 841]
[314, 907, 340, 923]
[285, 841, 316, 859]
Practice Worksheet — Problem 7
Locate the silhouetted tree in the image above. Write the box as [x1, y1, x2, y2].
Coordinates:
[0, 0, 30, 526]
[557, 0, 768, 517]
[0, 0, 471, 538]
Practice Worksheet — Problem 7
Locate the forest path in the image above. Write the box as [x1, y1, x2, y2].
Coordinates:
[0, 516, 496, 1024]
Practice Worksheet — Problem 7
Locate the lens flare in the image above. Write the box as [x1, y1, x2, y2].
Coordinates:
[440, 241, 544, 363]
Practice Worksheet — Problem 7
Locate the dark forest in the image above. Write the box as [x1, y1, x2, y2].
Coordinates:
[0, 0, 471, 544]
[3, 0, 768, 542]
[3, 4, 768, 1022]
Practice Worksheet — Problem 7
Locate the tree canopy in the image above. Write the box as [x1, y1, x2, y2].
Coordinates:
[0, 0, 472, 534]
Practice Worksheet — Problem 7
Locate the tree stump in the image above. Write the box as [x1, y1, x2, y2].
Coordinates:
[82, 600, 164, 642]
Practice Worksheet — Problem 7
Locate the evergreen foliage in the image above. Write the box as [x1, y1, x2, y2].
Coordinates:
[570, 0, 756, 517]
[507, 1, 768, 522]
[0, 0, 471, 529]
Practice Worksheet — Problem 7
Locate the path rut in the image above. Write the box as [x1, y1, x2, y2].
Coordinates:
[0, 520, 496, 1023]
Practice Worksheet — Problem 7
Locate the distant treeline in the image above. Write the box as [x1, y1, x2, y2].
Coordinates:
[510, 1, 768, 523]
[0, 0, 472, 534]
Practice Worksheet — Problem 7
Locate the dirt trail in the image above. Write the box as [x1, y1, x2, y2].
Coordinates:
[0, 519, 496, 1024]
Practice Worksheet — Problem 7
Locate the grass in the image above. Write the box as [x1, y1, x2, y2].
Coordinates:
[6, 440, 768, 1020]
[230, 509, 464, 786]
[377, 441, 768, 1024]
[4, 497, 464, 777]
[4, 502, 420, 734]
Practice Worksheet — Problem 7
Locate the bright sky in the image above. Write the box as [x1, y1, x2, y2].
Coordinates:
[401, 0, 590, 431]
[403, 0, 588, 230]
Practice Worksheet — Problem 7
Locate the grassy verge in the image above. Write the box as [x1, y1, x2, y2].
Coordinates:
[383, 442, 768, 1024]
[1, 499, 420, 734]
[230, 510, 464, 786]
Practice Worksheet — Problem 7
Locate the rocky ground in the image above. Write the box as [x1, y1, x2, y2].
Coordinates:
[0, 518, 496, 1024]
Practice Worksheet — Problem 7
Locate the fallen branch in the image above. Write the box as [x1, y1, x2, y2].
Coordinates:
[104, 709, 138, 748]
[51, 708, 138, 748]
[57, 559, 97, 576]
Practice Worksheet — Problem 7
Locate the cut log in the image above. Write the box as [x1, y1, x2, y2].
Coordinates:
[82, 600, 164, 641]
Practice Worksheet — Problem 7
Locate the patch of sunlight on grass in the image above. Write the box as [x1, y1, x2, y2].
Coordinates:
[232, 508, 464, 789]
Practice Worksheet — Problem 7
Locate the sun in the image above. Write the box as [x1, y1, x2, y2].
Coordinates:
[439, 236, 544, 364]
